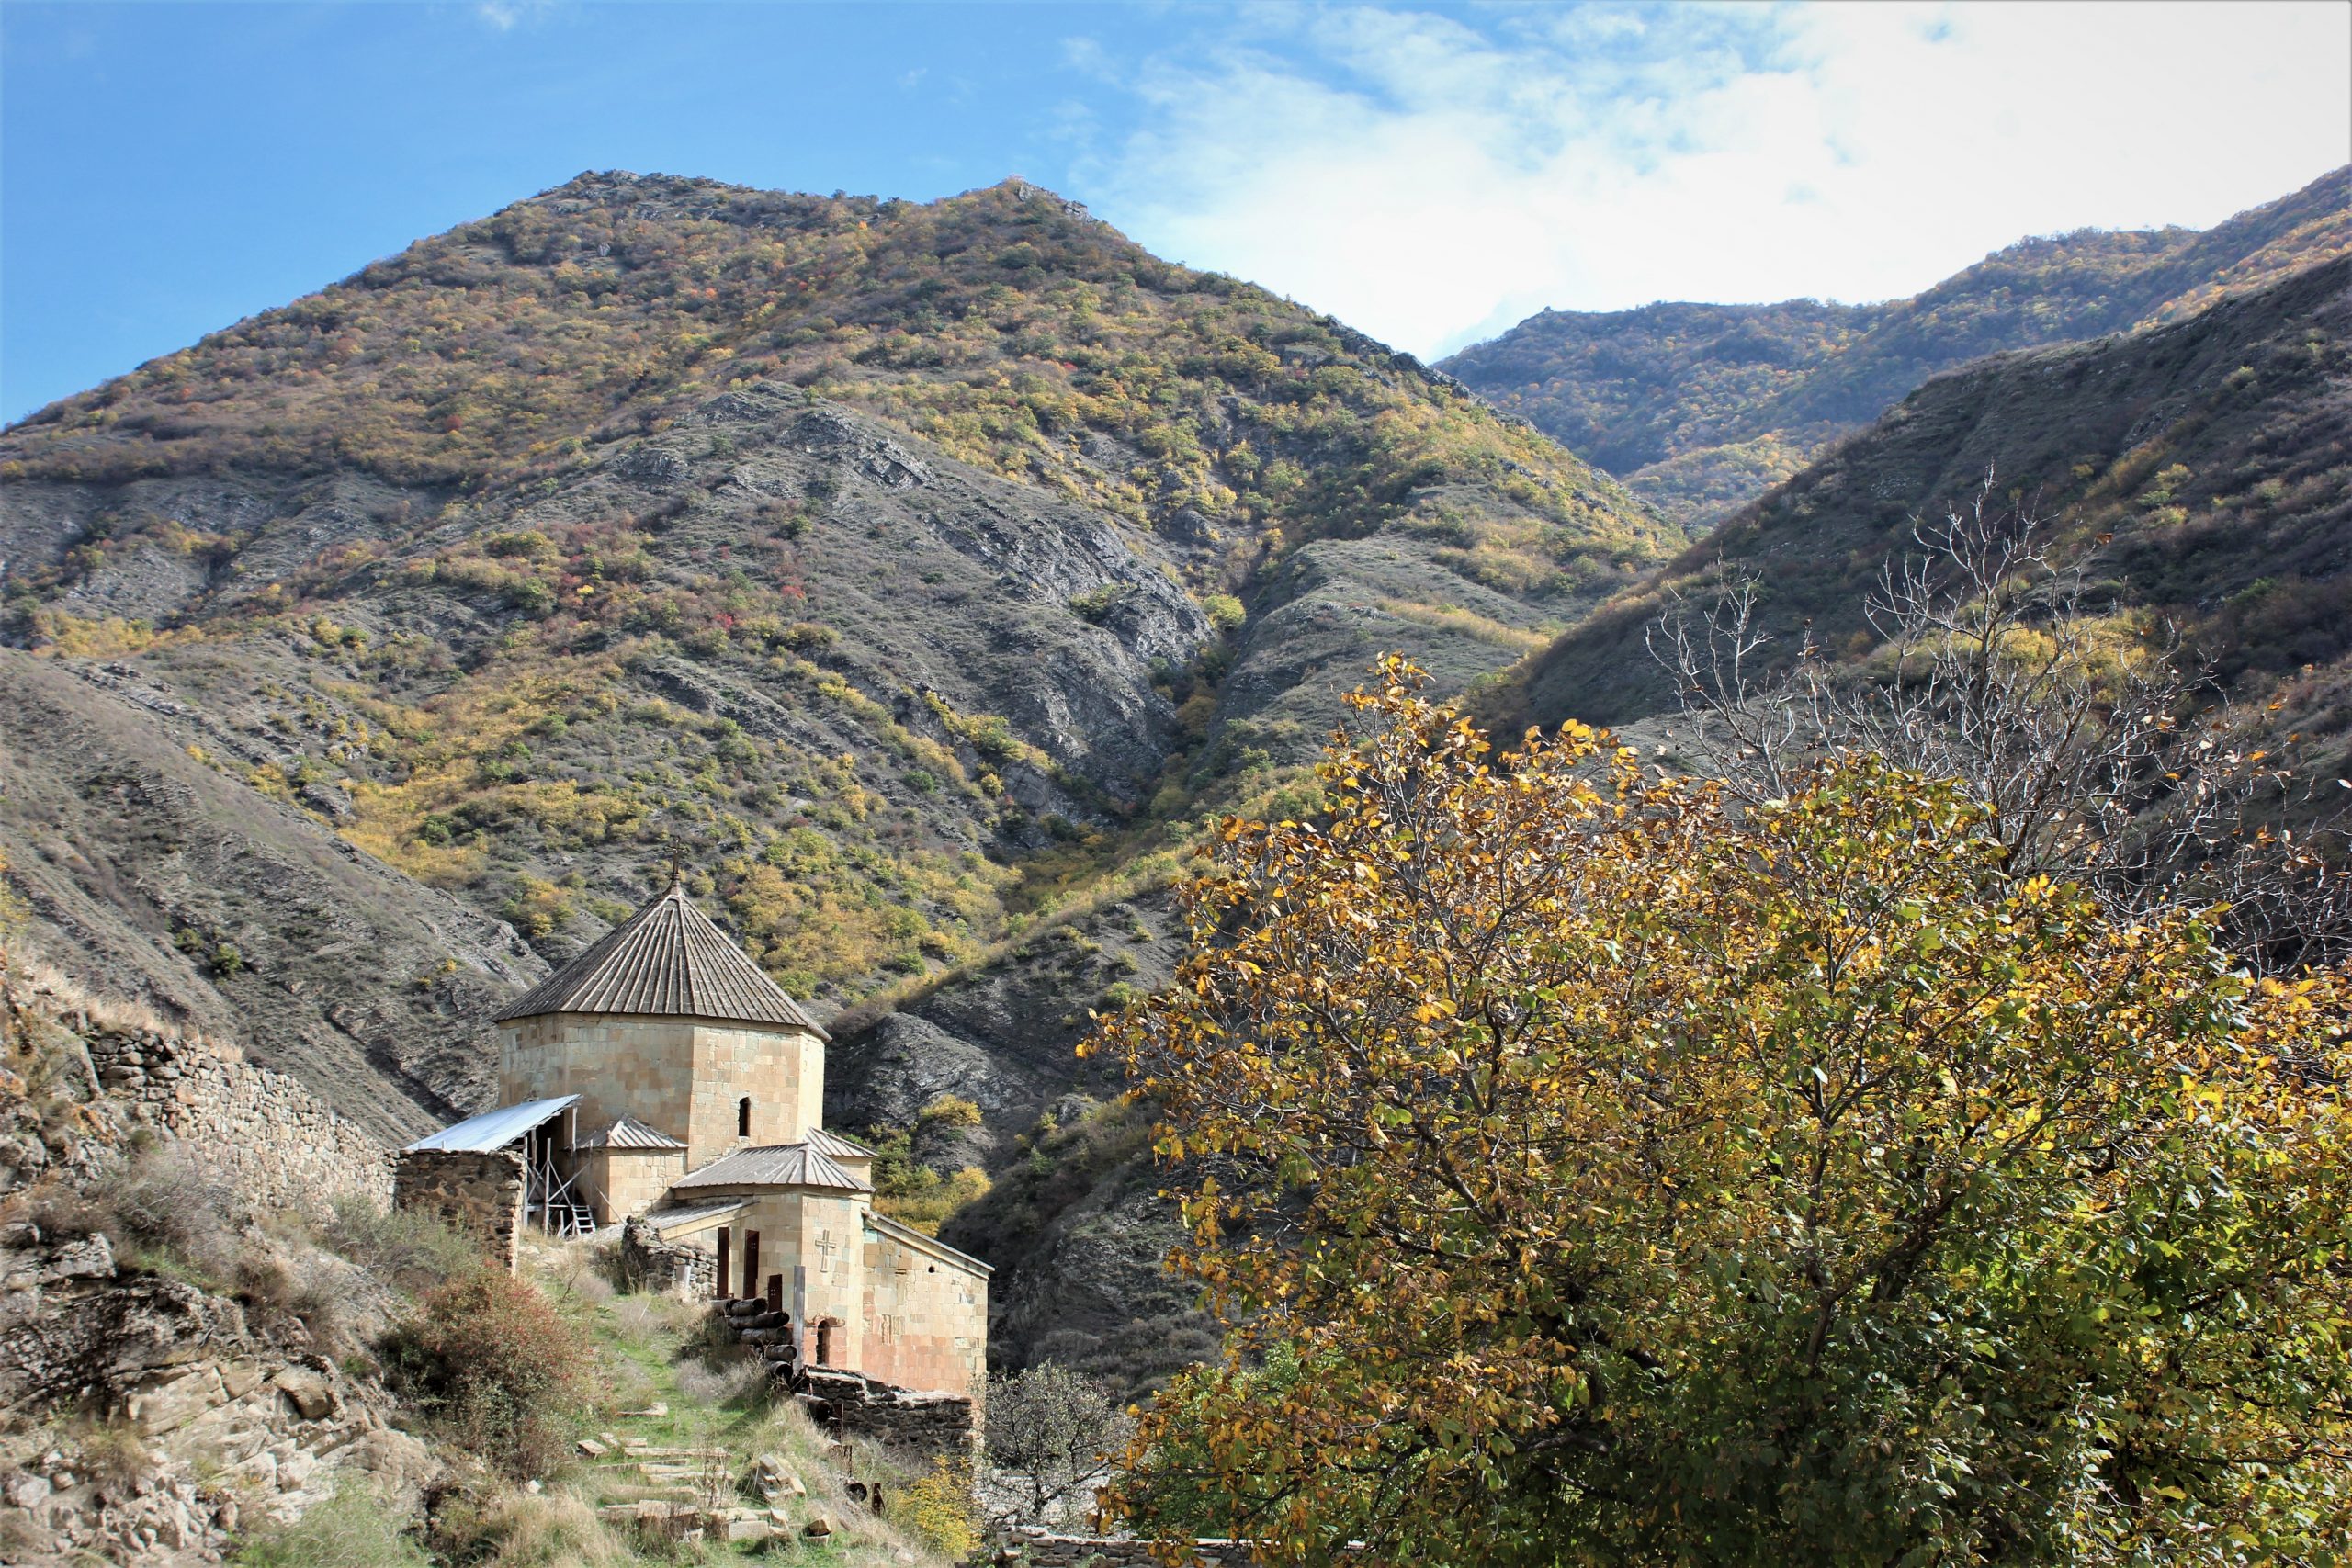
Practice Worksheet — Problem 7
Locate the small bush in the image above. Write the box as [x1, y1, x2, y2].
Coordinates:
[1069, 584, 1131, 624]
[229, 1475, 429, 1567]
[673, 1355, 765, 1408]
[985, 1362, 1132, 1525]
[423, 1477, 636, 1568]
[33, 1148, 240, 1283]
[917, 1093, 982, 1129]
[894, 1451, 982, 1558]
[72, 1418, 152, 1497]
[382, 1269, 593, 1480]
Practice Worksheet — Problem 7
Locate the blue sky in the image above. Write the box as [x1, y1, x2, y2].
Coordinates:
[6, 1, 2347, 423]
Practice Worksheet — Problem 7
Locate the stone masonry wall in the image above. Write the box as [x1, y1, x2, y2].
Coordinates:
[991, 1529, 1274, 1566]
[393, 1148, 525, 1273]
[619, 1215, 718, 1299]
[62, 998, 391, 1220]
[798, 1366, 976, 1458]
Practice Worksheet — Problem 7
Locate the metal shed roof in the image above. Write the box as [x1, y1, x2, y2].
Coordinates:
[642, 1200, 747, 1238]
[401, 1094, 579, 1155]
[492, 879, 824, 1034]
[671, 1141, 871, 1192]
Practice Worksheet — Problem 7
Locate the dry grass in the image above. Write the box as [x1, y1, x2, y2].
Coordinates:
[1, 942, 205, 1054]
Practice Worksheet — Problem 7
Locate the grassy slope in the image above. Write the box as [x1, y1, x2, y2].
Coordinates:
[1477, 255, 2352, 760]
[1442, 166, 2351, 528]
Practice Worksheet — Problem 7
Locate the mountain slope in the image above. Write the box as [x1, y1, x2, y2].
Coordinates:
[0, 172, 1669, 1145]
[1442, 166, 2350, 528]
[1479, 254, 2352, 752]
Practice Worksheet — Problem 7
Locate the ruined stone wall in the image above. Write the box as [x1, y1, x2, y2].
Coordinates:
[619, 1215, 718, 1299]
[992, 1530, 1282, 1566]
[797, 1367, 975, 1458]
[67, 1003, 390, 1220]
[392, 1148, 524, 1273]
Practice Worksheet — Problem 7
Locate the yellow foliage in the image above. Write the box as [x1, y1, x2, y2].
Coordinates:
[1102, 657, 2352, 1564]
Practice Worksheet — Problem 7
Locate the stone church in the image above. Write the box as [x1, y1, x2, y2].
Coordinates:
[393, 875, 990, 1399]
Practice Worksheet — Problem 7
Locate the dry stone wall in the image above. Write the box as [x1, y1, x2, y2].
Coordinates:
[990, 1529, 1274, 1566]
[798, 1365, 976, 1456]
[392, 1148, 525, 1273]
[620, 1214, 718, 1298]
[74, 1005, 392, 1218]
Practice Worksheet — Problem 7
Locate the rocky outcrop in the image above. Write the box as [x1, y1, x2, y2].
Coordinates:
[0, 953, 438, 1565]
[0, 1218, 439, 1564]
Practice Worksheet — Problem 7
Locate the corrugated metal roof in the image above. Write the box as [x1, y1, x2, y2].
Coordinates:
[402, 1095, 579, 1155]
[643, 1199, 747, 1236]
[574, 1112, 686, 1151]
[806, 1126, 874, 1159]
[672, 1141, 872, 1192]
[492, 879, 825, 1034]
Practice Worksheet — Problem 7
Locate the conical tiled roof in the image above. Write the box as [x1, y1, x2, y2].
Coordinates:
[492, 880, 824, 1033]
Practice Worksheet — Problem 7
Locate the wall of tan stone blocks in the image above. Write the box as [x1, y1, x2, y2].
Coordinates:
[861, 1222, 988, 1396]
[575, 1147, 685, 1224]
[713, 1190, 867, 1366]
[499, 1012, 824, 1169]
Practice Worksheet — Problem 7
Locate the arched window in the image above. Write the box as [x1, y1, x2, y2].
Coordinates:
[737, 1096, 751, 1137]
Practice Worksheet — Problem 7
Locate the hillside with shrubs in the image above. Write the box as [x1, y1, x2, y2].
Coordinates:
[1481, 254, 2352, 766]
[1442, 165, 2350, 527]
[0, 172, 1670, 1141]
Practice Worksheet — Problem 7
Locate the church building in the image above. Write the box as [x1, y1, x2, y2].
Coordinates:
[393, 876, 989, 1400]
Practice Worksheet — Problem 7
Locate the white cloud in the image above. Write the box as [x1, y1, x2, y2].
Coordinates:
[1067, 2, 2352, 356]
[473, 1, 555, 34]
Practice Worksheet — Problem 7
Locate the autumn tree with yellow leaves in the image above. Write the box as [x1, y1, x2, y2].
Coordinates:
[1094, 660, 2352, 1566]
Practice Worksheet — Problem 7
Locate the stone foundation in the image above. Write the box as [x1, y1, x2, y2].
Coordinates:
[391, 1147, 525, 1272]
[992, 1529, 1272, 1566]
[797, 1365, 976, 1458]
[619, 1215, 717, 1299]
